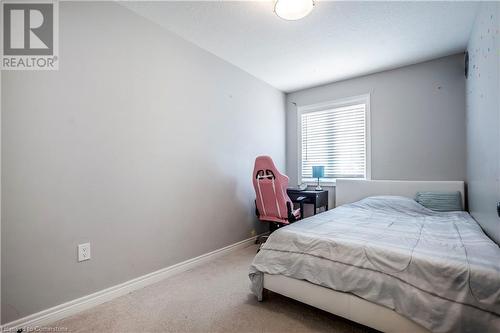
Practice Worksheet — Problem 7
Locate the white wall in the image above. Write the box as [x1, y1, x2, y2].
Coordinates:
[466, 2, 500, 245]
[1, 2, 285, 323]
[286, 55, 466, 207]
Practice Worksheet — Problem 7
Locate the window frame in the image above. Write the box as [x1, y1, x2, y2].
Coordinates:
[297, 94, 372, 186]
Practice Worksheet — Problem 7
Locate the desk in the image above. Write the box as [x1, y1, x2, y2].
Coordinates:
[287, 189, 329, 216]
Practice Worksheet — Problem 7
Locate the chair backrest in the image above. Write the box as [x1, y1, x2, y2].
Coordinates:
[252, 156, 292, 221]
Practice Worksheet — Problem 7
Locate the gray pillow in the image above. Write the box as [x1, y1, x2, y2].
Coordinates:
[415, 191, 463, 212]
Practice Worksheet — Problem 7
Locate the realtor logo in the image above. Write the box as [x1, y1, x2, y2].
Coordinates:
[1, 0, 59, 70]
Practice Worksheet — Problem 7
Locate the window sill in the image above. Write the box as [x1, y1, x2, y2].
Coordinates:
[301, 179, 337, 187]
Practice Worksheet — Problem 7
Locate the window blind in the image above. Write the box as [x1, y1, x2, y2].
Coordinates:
[301, 103, 366, 180]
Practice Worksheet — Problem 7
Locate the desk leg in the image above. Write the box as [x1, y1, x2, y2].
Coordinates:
[326, 203, 328, 211]
[299, 202, 304, 220]
[313, 203, 317, 215]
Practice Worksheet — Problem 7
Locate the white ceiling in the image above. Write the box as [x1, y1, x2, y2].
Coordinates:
[123, 1, 479, 92]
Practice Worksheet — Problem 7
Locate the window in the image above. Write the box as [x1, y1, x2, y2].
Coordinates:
[298, 95, 371, 183]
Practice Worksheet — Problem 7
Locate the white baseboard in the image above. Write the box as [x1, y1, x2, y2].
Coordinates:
[2, 234, 262, 332]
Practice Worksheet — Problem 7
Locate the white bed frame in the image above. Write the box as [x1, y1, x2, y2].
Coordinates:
[263, 180, 465, 333]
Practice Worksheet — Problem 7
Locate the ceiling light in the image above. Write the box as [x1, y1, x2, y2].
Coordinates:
[274, 0, 314, 21]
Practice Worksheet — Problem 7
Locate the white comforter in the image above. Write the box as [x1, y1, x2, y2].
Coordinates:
[249, 196, 500, 333]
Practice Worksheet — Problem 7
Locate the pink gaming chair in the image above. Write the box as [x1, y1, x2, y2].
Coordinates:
[252, 156, 303, 233]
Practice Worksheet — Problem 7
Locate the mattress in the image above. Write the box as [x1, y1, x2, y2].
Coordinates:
[249, 196, 500, 333]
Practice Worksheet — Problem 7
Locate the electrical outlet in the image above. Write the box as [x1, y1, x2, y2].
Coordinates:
[78, 243, 91, 262]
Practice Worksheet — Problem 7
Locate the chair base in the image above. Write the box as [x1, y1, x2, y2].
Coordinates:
[255, 235, 269, 245]
[255, 222, 287, 249]
[269, 221, 286, 233]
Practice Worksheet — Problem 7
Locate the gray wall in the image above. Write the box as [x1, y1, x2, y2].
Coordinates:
[466, 2, 500, 245]
[0, 64, 2, 325]
[1, 2, 285, 323]
[286, 55, 467, 207]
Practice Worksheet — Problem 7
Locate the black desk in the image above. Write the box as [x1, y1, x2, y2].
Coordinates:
[287, 189, 329, 216]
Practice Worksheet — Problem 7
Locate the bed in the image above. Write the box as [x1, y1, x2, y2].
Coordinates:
[249, 180, 500, 333]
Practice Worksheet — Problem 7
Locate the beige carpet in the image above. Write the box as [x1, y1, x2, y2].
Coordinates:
[52, 244, 376, 333]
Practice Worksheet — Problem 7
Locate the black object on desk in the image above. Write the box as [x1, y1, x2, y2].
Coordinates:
[287, 188, 329, 216]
